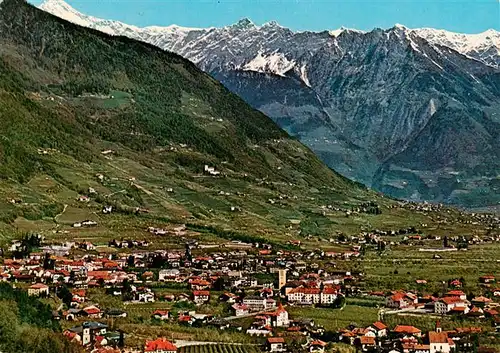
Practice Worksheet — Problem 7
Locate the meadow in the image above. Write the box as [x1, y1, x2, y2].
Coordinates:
[287, 305, 380, 331]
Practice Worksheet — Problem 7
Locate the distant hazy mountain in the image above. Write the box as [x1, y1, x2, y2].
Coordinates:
[38, 0, 500, 207]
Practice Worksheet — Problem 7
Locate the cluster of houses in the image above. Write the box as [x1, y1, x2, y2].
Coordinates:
[385, 283, 500, 322]
[336, 320, 489, 353]
[0, 235, 362, 351]
[1, 230, 498, 353]
[399, 201, 500, 232]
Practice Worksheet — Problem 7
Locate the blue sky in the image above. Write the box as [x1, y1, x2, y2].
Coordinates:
[31, 0, 500, 33]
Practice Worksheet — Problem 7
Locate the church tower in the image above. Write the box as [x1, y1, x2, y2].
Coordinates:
[278, 269, 287, 290]
[435, 320, 442, 333]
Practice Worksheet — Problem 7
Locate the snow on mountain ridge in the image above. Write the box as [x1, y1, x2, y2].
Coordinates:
[412, 27, 500, 67]
[39, 0, 202, 37]
[414, 27, 500, 52]
[242, 52, 296, 76]
[34, 0, 500, 206]
[37, 0, 500, 69]
[329, 27, 366, 37]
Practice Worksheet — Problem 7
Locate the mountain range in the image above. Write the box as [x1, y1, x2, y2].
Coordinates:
[32, 0, 500, 207]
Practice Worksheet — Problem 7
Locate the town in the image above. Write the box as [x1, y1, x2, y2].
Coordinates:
[1, 223, 499, 353]
[2, 0, 500, 352]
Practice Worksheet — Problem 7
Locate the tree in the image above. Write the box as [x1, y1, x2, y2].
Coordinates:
[288, 340, 302, 353]
[443, 236, 449, 248]
[127, 255, 135, 268]
[43, 253, 55, 270]
[213, 277, 226, 291]
[151, 254, 165, 268]
[118, 330, 125, 348]
[332, 295, 346, 309]
[459, 277, 466, 288]
[0, 300, 20, 350]
[57, 285, 73, 307]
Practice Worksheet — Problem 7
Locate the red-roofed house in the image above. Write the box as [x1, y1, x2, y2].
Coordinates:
[28, 283, 49, 297]
[434, 297, 469, 315]
[485, 308, 499, 317]
[357, 336, 376, 351]
[144, 338, 177, 353]
[394, 325, 422, 337]
[308, 340, 327, 353]
[83, 306, 102, 319]
[449, 279, 462, 288]
[428, 329, 454, 353]
[479, 275, 496, 284]
[151, 310, 170, 321]
[471, 296, 492, 308]
[263, 303, 289, 327]
[445, 290, 467, 300]
[320, 287, 338, 305]
[189, 279, 211, 290]
[192, 291, 210, 305]
[369, 321, 388, 337]
[467, 306, 485, 319]
[266, 337, 285, 352]
[402, 343, 430, 353]
[386, 292, 417, 309]
[231, 303, 249, 317]
[287, 287, 321, 305]
[63, 330, 81, 344]
[287, 287, 339, 305]
[72, 289, 87, 303]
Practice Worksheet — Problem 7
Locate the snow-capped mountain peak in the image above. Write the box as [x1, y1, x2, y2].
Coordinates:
[39, 0, 93, 28]
[39, 0, 145, 35]
[242, 51, 296, 76]
[394, 23, 408, 30]
[262, 20, 282, 28]
[33, 0, 500, 206]
[37, 0, 500, 70]
[411, 27, 500, 67]
[329, 26, 366, 37]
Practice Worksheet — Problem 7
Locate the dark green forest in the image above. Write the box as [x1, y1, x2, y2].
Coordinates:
[0, 283, 80, 353]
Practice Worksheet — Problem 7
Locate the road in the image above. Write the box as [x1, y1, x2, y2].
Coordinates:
[223, 310, 268, 321]
[54, 204, 68, 222]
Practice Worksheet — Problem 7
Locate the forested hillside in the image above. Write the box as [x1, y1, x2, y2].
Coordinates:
[0, 0, 389, 244]
[0, 283, 80, 353]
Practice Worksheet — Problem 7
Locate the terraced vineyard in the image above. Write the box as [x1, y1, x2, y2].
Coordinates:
[179, 344, 261, 353]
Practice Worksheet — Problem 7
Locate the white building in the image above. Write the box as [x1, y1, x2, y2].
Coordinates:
[434, 297, 469, 314]
[287, 288, 321, 305]
[243, 296, 268, 311]
[288, 287, 339, 305]
[158, 269, 180, 282]
[429, 326, 454, 353]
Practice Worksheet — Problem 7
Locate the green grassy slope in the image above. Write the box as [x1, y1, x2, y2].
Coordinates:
[0, 0, 483, 245]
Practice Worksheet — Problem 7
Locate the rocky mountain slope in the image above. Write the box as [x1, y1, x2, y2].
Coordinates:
[38, 0, 500, 207]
